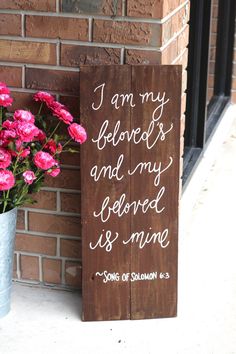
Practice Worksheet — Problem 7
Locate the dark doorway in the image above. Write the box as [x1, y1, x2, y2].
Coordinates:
[183, 0, 236, 187]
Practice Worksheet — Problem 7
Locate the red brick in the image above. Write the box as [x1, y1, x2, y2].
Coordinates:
[174, 48, 188, 69]
[177, 25, 189, 56]
[61, 0, 122, 16]
[231, 91, 236, 104]
[60, 239, 81, 258]
[181, 93, 186, 116]
[182, 69, 187, 93]
[210, 33, 217, 47]
[211, 18, 218, 33]
[163, 0, 188, 18]
[0, 0, 56, 11]
[212, 4, 219, 19]
[21, 255, 39, 281]
[0, 14, 21, 36]
[25, 191, 57, 210]
[26, 15, 88, 41]
[13, 254, 17, 278]
[28, 212, 81, 237]
[61, 44, 121, 67]
[161, 38, 178, 64]
[231, 78, 236, 90]
[61, 192, 81, 214]
[180, 114, 186, 137]
[43, 258, 61, 284]
[208, 74, 214, 89]
[125, 49, 161, 64]
[0, 40, 56, 65]
[16, 210, 25, 230]
[162, 6, 188, 45]
[25, 68, 79, 94]
[10, 91, 37, 113]
[16, 233, 57, 256]
[45, 168, 80, 190]
[93, 20, 161, 47]
[65, 261, 81, 288]
[0, 66, 22, 87]
[59, 95, 80, 117]
[127, 0, 162, 19]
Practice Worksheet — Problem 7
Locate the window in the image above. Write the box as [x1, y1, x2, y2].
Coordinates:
[183, 0, 236, 187]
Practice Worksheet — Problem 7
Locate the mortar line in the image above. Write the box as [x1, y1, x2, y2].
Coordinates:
[88, 18, 93, 42]
[0, 1, 189, 24]
[39, 256, 43, 282]
[21, 13, 25, 37]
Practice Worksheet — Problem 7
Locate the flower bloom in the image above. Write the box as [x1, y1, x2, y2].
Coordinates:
[20, 147, 31, 158]
[53, 108, 73, 125]
[33, 91, 54, 106]
[0, 148, 11, 168]
[34, 129, 46, 142]
[0, 82, 10, 95]
[2, 119, 17, 130]
[48, 101, 65, 112]
[47, 167, 60, 177]
[23, 170, 36, 185]
[16, 122, 39, 143]
[33, 151, 56, 170]
[68, 123, 87, 144]
[45, 139, 62, 154]
[0, 170, 15, 191]
[14, 110, 35, 124]
[0, 94, 13, 107]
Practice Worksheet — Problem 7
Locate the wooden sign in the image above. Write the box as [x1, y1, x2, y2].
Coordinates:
[80, 65, 181, 321]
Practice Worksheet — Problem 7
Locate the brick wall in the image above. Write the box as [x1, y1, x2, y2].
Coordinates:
[0, 0, 189, 290]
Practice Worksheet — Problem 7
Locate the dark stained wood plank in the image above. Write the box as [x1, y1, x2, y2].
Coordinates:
[80, 66, 132, 321]
[80, 65, 181, 321]
[130, 65, 181, 319]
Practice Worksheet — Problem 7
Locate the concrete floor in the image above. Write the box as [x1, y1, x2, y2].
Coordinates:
[0, 105, 236, 354]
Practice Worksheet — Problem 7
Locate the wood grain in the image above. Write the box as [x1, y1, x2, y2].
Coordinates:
[80, 65, 181, 321]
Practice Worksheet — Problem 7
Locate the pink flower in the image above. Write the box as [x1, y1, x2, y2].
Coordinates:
[53, 108, 73, 125]
[0, 130, 10, 147]
[68, 123, 87, 144]
[2, 119, 17, 130]
[0, 170, 15, 191]
[0, 148, 11, 168]
[33, 151, 56, 170]
[47, 167, 60, 177]
[0, 82, 10, 95]
[0, 94, 13, 107]
[48, 101, 65, 112]
[14, 110, 35, 124]
[16, 122, 39, 143]
[34, 129, 46, 142]
[33, 91, 54, 106]
[23, 170, 36, 185]
[20, 147, 30, 158]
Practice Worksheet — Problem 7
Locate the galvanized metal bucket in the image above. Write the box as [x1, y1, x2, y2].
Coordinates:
[0, 208, 17, 318]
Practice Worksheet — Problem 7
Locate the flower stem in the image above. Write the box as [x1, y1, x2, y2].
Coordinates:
[37, 102, 43, 116]
[2, 190, 10, 213]
[61, 137, 73, 150]
[42, 121, 61, 150]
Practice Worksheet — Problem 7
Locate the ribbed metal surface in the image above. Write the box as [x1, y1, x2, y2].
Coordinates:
[0, 208, 17, 318]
